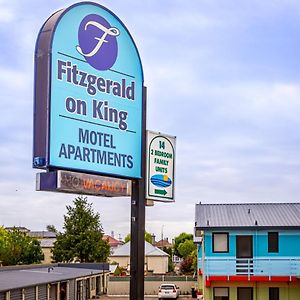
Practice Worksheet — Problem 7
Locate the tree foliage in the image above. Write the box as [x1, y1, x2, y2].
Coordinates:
[173, 232, 194, 257]
[173, 232, 197, 274]
[180, 248, 198, 274]
[124, 231, 153, 244]
[0, 227, 43, 266]
[52, 196, 110, 263]
[46, 224, 58, 234]
[191, 249, 198, 272]
[163, 246, 174, 272]
[180, 256, 194, 273]
[178, 239, 196, 258]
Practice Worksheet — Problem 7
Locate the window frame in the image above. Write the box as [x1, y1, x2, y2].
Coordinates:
[213, 287, 229, 300]
[212, 232, 229, 253]
[268, 232, 279, 253]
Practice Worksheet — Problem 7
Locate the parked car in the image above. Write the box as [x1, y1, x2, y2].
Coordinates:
[158, 283, 180, 299]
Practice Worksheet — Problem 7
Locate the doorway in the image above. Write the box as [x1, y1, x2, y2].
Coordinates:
[237, 287, 253, 300]
[236, 235, 253, 274]
[60, 282, 67, 300]
[49, 284, 58, 300]
[85, 278, 90, 299]
[96, 276, 101, 296]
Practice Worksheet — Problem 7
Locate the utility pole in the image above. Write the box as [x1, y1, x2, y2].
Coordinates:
[130, 87, 147, 299]
[161, 224, 165, 242]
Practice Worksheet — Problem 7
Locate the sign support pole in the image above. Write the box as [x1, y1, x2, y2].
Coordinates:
[130, 87, 147, 299]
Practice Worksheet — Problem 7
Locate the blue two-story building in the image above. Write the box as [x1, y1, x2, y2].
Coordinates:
[194, 203, 300, 300]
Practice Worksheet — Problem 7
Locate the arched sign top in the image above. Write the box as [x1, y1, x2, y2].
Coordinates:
[33, 2, 145, 179]
[146, 131, 176, 202]
[47, 2, 144, 79]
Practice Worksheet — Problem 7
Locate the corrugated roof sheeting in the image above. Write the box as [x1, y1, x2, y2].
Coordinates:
[28, 231, 56, 238]
[0, 266, 104, 291]
[195, 203, 300, 228]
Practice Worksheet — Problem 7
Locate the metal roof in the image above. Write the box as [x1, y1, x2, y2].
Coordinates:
[28, 231, 57, 238]
[110, 241, 169, 257]
[0, 265, 107, 291]
[195, 203, 300, 229]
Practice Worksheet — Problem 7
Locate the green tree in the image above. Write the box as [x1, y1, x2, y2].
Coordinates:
[20, 234, 44, 265]
[163, 246, 174, 272]
[0, 226, 10, 265]
[191, 249, 198, 272]
[46, 224, 58, 234]
[173, 232, 193, 257]
[52, 196, 110, 263]
[0, 227, 43, 266]
[124, 231, 153, 244]
[177, 239, 196, 259]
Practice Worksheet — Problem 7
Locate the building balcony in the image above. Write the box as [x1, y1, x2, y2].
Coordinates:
[200, 257, 300, 286]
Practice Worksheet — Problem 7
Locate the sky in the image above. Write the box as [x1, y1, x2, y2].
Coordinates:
[0, 0, 300, 241]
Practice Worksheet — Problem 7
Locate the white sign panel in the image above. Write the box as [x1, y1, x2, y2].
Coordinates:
[146, 131, 176, 202]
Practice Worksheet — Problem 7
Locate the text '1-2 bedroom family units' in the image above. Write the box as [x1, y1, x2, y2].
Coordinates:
[194, 203, 300, 300]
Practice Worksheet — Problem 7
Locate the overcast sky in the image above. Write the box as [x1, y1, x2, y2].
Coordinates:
[0, 0, 300, 241]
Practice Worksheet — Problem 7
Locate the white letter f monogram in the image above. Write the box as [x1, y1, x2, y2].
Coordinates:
[76, 21, 120, 58]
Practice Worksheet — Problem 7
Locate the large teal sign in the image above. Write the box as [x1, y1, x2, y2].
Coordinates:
[33, 2, 144, 178]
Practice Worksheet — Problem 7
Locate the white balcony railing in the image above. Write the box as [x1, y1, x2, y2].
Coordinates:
[201, 257, 300, 277]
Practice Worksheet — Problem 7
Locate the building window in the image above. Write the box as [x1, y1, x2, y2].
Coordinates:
[237, 287, 253, 300]
[214, 287, 229, 300]
[195, 229, 202, 237]
[268, 232, 279, 253]
[213, 233, 229, 253]
[269, 287, 279, 300]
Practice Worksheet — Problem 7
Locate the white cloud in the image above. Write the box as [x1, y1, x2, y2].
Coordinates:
[0, 2, 14, 23]
[0, 0, 300, 241]
[0, 67, 31, 91]
[208, 82, 300, 127]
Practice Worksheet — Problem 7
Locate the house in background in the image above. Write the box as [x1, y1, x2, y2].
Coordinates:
[5, 227, 30, 233]
[194, 203, 300, 300]
[155, 237, 172, 250]
[109, 241, 169, 274]
[28, 231, 57, 264]
[154, 237, 183, 270]
[102, 233, 124, 254]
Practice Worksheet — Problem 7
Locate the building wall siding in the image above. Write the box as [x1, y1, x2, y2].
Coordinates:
[206, 282, 300, 300]
[0, 292, 5, 300]
[109, 256, 129, 269]
[146, 256, 168, 274]
[25, 287, 36, 300]
[76, 280, 87, 300]
[38, 284, 47, 300]
[10, 289, 22, 300]
[41, 248, 52, 264]
[203, 230, 300, 258]
[83, 280, 87, 300]
[111, 256, 168, 274]
[69, 280, 75, 300]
